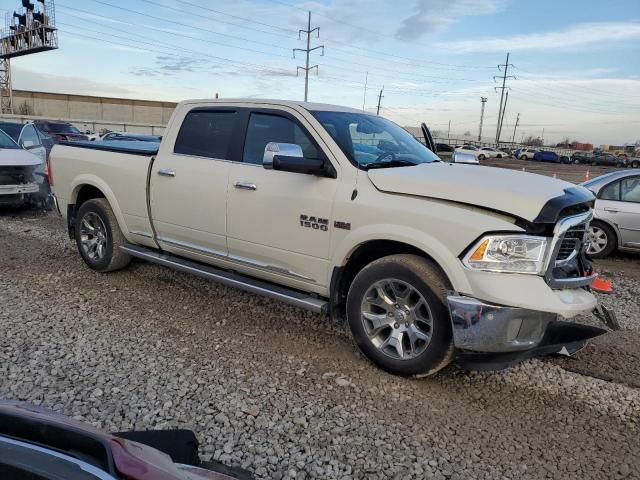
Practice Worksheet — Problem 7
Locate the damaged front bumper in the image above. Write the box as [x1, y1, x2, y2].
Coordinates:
[447, 294, 618, 371]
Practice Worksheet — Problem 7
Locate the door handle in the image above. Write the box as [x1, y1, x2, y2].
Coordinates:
[234, 181, 257, 191]
[604, 207, 619, 213]
[157, 168, 176, 177]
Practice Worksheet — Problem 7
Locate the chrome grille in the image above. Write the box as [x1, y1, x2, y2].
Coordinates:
[555, 225, 587, 262]
[544, 211, 594, 289]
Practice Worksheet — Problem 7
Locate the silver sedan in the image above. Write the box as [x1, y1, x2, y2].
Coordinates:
[582, 171, 640, 258]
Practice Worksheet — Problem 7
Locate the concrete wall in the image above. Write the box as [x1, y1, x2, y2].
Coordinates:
[8, 90, 177, 131]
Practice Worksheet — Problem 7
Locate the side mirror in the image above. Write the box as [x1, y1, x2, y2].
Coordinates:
[263, 142, 328, 176]
[22, 140, 35, 148]
[452, 152, 479, 165]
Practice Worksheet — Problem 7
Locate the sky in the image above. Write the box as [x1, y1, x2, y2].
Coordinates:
[0, 0, 639, 145]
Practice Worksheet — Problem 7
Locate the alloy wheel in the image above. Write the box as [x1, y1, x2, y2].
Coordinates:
[79, 212, 108, 261]
[360, 279, 433, 360]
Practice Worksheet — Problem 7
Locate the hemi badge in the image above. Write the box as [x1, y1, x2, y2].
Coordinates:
[334, 221, 351, 230]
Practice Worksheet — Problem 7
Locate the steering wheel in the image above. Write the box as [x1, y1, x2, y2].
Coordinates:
[375, 151, 395, 163]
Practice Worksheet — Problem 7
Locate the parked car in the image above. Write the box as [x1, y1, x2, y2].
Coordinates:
[435, 143, 454, 153]
[51, 98, 613, 376]
[101, 131, 162, 142]
[533, 150, 571, 164]
[0, 121, 52, 164]
[517, 148, 539, 160]
[581, 171, 640, 258]
[571, 151, 595, 165]
[0, 128, 45, 208]
[0, 401, 249, 480]
[33, 120, 89, 142]
[480, 147, 509, 159]
[454, 144, 487, 161]
[591, 154, 626, 168]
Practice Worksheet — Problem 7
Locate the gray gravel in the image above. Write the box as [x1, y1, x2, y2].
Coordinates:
[1, 211, 639, 479]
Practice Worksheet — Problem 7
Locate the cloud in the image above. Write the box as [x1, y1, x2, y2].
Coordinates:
[396, 0, 507, 40]
[131, 55, 210, 77]
[437, 21, 640, 53]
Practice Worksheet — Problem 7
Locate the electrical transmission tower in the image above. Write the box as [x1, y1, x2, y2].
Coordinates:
[478, 97, 487, 142]
[376, 86, 384, 115]
[0, 0, 59, 114]
[494, 52, 515, 144]
[512, 112, 520, 143]
[293, 11, 324, 102]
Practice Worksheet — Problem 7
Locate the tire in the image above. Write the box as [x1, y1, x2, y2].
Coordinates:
[586, 221, 617, 259]
[346, 254, 454, 377]
[478, 154, 486, 161]
[74, 198, 131, 272]
[631, 160, 640, 169]
[573, 159, 580, 164]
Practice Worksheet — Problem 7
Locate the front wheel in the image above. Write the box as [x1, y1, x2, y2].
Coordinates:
[478, 154, 486, 161]
[346, 254, 454, 377]
[75, 198, 131, 272]
[631, 160, 640, 169]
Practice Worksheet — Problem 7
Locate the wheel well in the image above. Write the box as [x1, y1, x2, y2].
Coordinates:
[329, 240, 450, 321]
[68, 184, 106, 238]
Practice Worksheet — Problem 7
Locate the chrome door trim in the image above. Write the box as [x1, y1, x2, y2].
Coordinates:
[156, 235, 227, 259]
[130, 230, 153, 239]
[156, 236, 316, 283]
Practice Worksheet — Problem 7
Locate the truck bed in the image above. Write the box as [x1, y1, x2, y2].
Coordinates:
[60, 140, 160, 156]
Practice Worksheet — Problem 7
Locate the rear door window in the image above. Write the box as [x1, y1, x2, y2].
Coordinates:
[174, 110, 237, 160]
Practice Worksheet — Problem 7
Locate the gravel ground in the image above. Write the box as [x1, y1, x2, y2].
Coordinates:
[1, 210, 639, 480]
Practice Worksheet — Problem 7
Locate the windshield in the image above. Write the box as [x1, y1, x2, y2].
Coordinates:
[45, 122, 81, 134]
[0, 128, 20, 149]
[312, 111, 439, 169]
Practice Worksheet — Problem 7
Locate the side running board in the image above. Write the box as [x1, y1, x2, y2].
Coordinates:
[120, 243, 328, 315]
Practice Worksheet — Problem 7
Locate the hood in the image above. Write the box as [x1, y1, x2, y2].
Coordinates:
[0, 148, 42, 167]
[367, 162, 594, 223]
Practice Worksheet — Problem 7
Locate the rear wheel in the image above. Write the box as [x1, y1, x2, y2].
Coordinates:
[75, 198, 131, 272]
[586, 221, 617, 259]
[573, 158, 580, 164]
[631, 160, 640, 169]
[346, 254, 454, 377]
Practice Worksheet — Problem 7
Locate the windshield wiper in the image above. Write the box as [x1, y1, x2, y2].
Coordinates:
[364, 159, 419, 170]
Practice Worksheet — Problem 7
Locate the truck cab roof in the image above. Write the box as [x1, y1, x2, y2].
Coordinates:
[178, 98, 367, 114]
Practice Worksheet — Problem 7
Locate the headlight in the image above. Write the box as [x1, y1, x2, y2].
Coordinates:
[462, 235, 549, 274]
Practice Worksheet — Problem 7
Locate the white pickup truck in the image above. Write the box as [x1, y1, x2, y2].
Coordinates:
[51, 99, 616, 376]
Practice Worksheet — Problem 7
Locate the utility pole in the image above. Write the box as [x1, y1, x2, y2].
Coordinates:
[541, 128, 545, 146]
[362, 72, 368, 111]
[497, 90, 509, 143]
[376, 86, 384, 115]
[511, 112, 520, 144]
[447, 120, 451, 140]
[478, 97, 487, 142]
[494, 52, 515, 144]
[293, 11, 324, 102]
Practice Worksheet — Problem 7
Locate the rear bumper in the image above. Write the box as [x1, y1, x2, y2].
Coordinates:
[0, 183, 39, 196]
